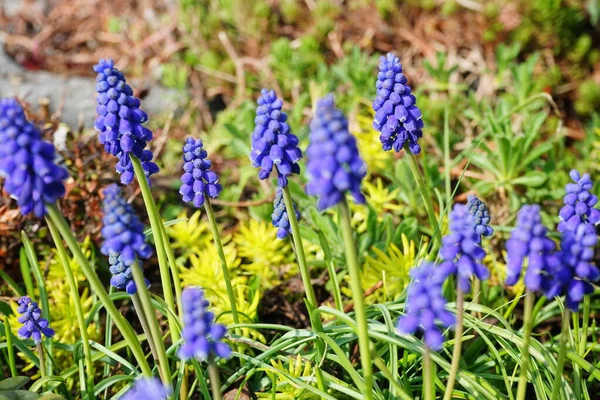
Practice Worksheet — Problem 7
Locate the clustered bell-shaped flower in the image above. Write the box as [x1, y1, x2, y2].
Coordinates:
[251, 89, 302, 188]
[0, 98, 68, 217]
[306, 95, 367, 210]
[466, 195, 494, 237]
[271, 187, 301, 239]
[373, 53, 424, 154]
[108, 253, 149, 295]
[101, 184, 152, 265]
[438, 204, 489, 292]
[397, 262, 455, 350]
[122, 377, 171, 400]
[180, 137, 222, 208]
[557, 223, 600, 311]
[93, 59, 159, 185]
[505, 205, 556, 292]
[558, 170, 600, 234]
[179, 287, 232, 361]
[17, 296, 55, 344]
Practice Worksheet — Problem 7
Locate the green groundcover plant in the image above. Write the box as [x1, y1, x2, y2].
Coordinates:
[0, 50, 598, 400]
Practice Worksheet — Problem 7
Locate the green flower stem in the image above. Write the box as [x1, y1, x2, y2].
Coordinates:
[516, 290, 535, 400]
[130, 261, 172, 386]
[338, 198, 373, 399]
[443, 285, 464, 400]
[550, 307, 571, 400]
[36, 343, 47, 379]
[46, 217, 95, 394]
[423, 345, 434, 400]
[208, 360, 223, 400]
[130, 155, 180, 344]
[204, 198, 240, 327]
[281, 187, 320, 324]
[159, 222, 184, 322]
[407, 153, 441, 251]
[4, 318, 17, 377]
[575, 296, 590, 397]
[373, 357, 412, 400]
[47, 204, 153, 376]
[130, 294, 160, 371]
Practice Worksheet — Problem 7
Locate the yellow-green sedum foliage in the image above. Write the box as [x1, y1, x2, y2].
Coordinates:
[256, 354, 320, 400]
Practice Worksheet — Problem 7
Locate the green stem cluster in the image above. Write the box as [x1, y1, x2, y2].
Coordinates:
[443, 285, 465, 400]
[46, 218, 95, 395]
[550, 307, 571, 400]
[204, 198, 240, 327]
[515, 290, 535, 400]
[338, 199, 373, 399]
[47, 204, 153, 376]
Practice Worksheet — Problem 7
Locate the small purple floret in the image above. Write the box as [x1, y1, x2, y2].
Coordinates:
[271, 187, 301, 239]
[180, 137, 222, 208]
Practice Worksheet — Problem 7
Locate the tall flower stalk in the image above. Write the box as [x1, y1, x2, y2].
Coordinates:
[306, 95, 372, 397]
[179, 137, 240, 328]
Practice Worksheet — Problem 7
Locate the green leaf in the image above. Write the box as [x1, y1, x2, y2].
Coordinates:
[0, 390, 39, 400]
[0, 377, 29, 391]
[511, 171, 548, 187]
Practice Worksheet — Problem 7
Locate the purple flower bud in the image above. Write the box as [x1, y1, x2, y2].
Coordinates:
[93, 59, 159, 185]
[306, 95, 366, 210]
[178, 287, 231, 361]
[0, 98, 68, 217]
[16, 296, 54, 344]
[373, 53, 424, 154]
[180, 137, 222, 208]
[271, 187, 301, 239]
[558, 169, 599, 234]
[466, 195, 494, 237]
[505, 205, 556, 293]
[251, 89, 302, 188]
[438, 204, 489, 292]
[101, 184, 152, 267]
[122, 377, 171, 400]
[397, 262, 454, 351]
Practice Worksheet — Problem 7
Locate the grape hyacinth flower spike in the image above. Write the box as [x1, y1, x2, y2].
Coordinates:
[439, 204, 489, 292]
[397, 262, 455, 351]
[0, 98, 68, 217]
[121, 377, 171, 400]
[93, 59, 159, 185]
[251, 89, 302, 187]
[505, 205, 556, 292]
[558, 169, 600, 233]
[17, 296, 54, 344]
[466, 195, 494, 237]
[101, 184, 152, 294]
[306, 95, 367, 210]
[558, 223, 599, 311]
[180, 137, 222, 208]
[272, 187, 301, 239]
[373, 53, 424, 153]
[179, 287, 231, 361]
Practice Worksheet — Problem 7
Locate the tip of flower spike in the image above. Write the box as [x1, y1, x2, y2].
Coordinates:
[93, 58, 115, 73]
[316, 94, 335, 110]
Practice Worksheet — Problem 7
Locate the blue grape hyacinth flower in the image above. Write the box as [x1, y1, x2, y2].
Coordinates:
[397, 262, 455, 351]
[555, 223, 599, 311]
[108, 253, 150, 295]
[558, 170, 600, 234]
[17, 296, 54, 344]
[373, 53, 424, 153]
[179, 287, 232, 361]
[121, 377, 171, 400]
[93, 59, 159, 185]
[251, 89, 302, 188]
[100, 184, 152, 265]
[438, 204, 489, 292]
[180, 137, 222, 208]
[0, 98, 68, 217]
[505, 205, 556, 292]
[306, 95, 367, 210]
[271, 187, 301, 239]
[466, 195, 494, 237]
